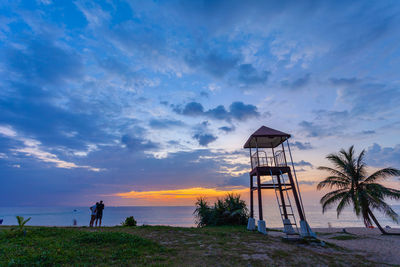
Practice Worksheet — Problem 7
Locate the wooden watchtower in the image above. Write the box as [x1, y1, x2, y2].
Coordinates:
[244, 126, 315, 238]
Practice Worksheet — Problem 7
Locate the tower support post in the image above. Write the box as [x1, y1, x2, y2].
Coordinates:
[256, 171, 267, 234]
[250, 174, 254, 218]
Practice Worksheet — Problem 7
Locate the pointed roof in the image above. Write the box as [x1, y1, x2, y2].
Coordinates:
[243, 126, 291, 148]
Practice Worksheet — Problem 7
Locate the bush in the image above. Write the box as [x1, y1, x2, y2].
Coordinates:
[122, 216, 137, 226]
[194, 193, 249, 227]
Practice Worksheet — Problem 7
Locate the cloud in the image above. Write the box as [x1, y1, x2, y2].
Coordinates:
[177, 102, 204, 116]
[0, 125, 101, 171]
[365, 143, 400, 168]
[174, 101, 259, 122]
[184, 49, 239, 78]
[121, 135, 159, 151]
[281, 73, 311, 89]
[298, 180, 316, 185]
[200, 91, 209, 98]
[361, 130, 375, 135]
[330, 77, 360, 86]
[149, 119, 185, 129]
[290, 141, 312, 150]
[219, 126, 236, 133]
[229, 102, 260, 121]
[193, 133, 218, 147]
[237, 64, 269, 85]
[298, 121, 330, 137]
[338, 81, 400, 117]
[292, 160, 313, 168]
[206, 105, 230, 120]
[221, 175, 248, 187]
[5, 38, 83, 86]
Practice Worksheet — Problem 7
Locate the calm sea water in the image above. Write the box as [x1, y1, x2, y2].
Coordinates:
[1, 205, 399, 228]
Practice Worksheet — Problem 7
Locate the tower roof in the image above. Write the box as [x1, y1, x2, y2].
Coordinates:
[243, 126, 291, 148]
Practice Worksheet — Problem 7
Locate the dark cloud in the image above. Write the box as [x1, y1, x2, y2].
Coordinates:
[298, 121, 331, 138]
[206, 105, 230, 120]
[149, 119, 185, 129]
[298, 180, 316, 185]
[219, 126, 236, 133]
[340, 82, 400, 116]
[365, 143, 400, 168]
[237, 64, 269, 85]
[290, 141, 312, 150]
[121, 135, 159, 151]
[174, 101, 259, 122]
[193, 133, 218, 146]
[229, 102, 260, 121]
[361, 130, 375, 135]
[221, 174, 248, 187]
[200, 91, 209, 98]
[184, 50, 239, 78]
[180, 102, 204, 116]
[109, 20, 166, 55]
[313, 110, 350, 121]
[281, 73, 311, 89]
[160, 101, 169, 106]
[329, 77, 360, 86]
[5, 39, 83, 86]
[293, 160, 313, 168]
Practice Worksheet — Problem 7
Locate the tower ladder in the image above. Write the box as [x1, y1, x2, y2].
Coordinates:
[269, 169, 299, 237]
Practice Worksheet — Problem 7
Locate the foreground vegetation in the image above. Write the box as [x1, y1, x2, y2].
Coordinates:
[194, 194, 248, 227]
[0, 227, 169, 266]
[0, 225, 381, 266]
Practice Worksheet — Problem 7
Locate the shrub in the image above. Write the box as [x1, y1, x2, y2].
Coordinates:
[122, 216, 137, 226]
[194, 193, 249, 227]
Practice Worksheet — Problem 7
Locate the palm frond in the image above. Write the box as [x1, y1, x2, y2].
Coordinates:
[320, 189, 349, 213]
[363, 168, 400, 184]
[317, 176, 351, 190]
[335, 191, 352, 217]
[326, 153, 349, 174]
[366, 183, 400, 200]
[356, 149, 365, 168]
[317, 166, 350, 180]
[369, 201, 400, 224]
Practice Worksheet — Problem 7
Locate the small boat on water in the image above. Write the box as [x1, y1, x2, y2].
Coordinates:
[0, 219, 3, 225]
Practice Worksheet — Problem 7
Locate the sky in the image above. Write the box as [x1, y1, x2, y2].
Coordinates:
[1, 0, 400, 207]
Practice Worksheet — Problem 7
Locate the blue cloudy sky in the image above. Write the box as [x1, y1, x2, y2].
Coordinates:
[1, 0, 400, 206]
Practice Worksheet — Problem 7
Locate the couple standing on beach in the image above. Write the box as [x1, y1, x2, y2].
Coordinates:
[89, 200, 105, 227]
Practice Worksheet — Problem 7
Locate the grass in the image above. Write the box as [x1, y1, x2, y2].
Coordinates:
[329, 235, 361, 240]
[0, 225, 377, 266]
[0, 227, 170, 266]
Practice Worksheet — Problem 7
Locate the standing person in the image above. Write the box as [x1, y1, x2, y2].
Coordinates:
[89, 202, 98, 227]
[95, 200, 105, 227]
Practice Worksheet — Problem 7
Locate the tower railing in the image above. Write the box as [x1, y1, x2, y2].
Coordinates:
[251, 150, 287, 168]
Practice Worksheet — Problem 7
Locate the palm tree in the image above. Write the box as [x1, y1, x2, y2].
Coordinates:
[317, 146, 400, 235]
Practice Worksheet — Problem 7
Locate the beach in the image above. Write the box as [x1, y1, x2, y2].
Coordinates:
[313, 227, 400, 265]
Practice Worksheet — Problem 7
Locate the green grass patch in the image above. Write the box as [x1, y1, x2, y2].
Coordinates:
[0, 227, 171, 266]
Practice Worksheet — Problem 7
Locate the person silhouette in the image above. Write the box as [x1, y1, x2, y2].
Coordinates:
[95, 200, 105, 227]
[89, 202, 98, 227]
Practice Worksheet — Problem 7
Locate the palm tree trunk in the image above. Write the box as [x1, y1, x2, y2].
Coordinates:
[367, 209, 388, 235]
[368, 209, 400, 235]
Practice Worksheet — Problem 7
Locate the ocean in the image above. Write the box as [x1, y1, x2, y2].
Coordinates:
[1, 205, 399, 229]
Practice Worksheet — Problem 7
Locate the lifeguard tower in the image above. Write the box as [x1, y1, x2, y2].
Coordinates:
[244, 126, 315, 238]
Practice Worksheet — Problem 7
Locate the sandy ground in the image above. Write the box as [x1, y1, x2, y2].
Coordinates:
[313, 227, 400, 265]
